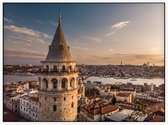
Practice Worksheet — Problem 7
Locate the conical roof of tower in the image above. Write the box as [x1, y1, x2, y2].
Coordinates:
[46, 13, 72, 61]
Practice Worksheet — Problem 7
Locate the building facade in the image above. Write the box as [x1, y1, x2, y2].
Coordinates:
[20, 96, 39, 121]
[38, 12, 78, 121]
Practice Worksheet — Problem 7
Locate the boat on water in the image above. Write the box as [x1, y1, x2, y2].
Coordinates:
[130, 78, 137, 81]
[25, 73, 34, 76]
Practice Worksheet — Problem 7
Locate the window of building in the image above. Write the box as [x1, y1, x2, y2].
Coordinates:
[70, 77, 75, 88]
[46, 65, 49, 71]
[43, 78, 48, 89]
[53, 65, 57, 71]
[64, 97, 66, 101]
[62, 65, 66, 71]
[69, 65, 72, 71]
[53, 97, 56, 101]
[53, 105, 57, 112]
[51, 78, 57, 89]
[71, 102, 74, 108]
[72, 96, 73, 99]
[62, 78, 68, 89]
[45, 97, 47, 100]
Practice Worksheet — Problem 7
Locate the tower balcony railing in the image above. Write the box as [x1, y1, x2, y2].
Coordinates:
[39, 68, 79, 75]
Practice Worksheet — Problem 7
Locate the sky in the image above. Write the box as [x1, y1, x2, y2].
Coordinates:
[3, 3, 164, 65]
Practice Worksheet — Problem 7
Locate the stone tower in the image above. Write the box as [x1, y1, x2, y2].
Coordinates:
[38, 12, 78, 121]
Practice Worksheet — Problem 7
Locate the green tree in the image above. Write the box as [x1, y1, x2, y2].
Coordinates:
[136, 100, 148, 113]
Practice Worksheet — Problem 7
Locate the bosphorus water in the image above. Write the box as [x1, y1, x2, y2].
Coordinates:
[4, 74, 38, 84]
[84, 76, 164, 87]
[4, 74, 164, 87]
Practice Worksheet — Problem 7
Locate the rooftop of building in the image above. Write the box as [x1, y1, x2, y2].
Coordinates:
[81, 99, 118, 115]
[116, 93, 131, 97]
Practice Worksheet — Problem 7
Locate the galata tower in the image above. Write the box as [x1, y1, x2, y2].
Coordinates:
[38, 12, 78, 121]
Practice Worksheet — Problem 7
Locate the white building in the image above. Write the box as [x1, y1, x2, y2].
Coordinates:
[116, 93, 133, 103]
[136, 93, 164, 102]
[4, 94, 21, 114]
[20, 95, 39, 121]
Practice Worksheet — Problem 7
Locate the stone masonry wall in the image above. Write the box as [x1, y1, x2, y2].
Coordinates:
[38, 89, 78, 121]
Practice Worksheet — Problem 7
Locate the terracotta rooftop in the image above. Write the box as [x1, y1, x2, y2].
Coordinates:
[101, 105, 118, 114]
[81, 99, 118, 115]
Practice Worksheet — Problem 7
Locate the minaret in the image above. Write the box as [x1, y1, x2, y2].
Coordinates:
[38, 11, 78, 121]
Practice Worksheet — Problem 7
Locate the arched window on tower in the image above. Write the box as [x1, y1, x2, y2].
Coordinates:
[69, 65, 72, 72]
[62, 65, 66, 71]
[42, 78, 48, 90]
[53, 65, 57, 72]
[51, 78, 58, 89]
[46, 65, 49, 72]
[70, 77, 75, 89]
[62, 78, 68, 90]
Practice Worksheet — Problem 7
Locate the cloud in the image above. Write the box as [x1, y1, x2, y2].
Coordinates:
[86, 36, 102, 43]
[48, 21, 57, 26]
[4, 17, 13, 23]
[4, 48, 47, 59]
[112, 21, 130, 29]
[76, 53, 164, 66]
[4, 25, 50, 38]
[72, 46, 88, 50]
[4, 25, 52, 45]
[106, 31, 115, 37]
[33, 19, 44, 24]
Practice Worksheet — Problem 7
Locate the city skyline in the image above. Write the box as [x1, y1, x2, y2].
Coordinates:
[4, 3, 164, 65]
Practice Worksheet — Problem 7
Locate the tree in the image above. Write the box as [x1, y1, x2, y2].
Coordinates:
[111, 95, 116, 105]
[135, 100, 148, 113]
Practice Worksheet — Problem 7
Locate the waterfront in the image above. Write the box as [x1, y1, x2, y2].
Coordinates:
[4, 74, 38, 84]
[4, 74, 164, 87]
[85, 76, 164, 87]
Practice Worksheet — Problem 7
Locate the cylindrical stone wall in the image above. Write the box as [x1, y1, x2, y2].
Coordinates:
[38, 89, 78, 121]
